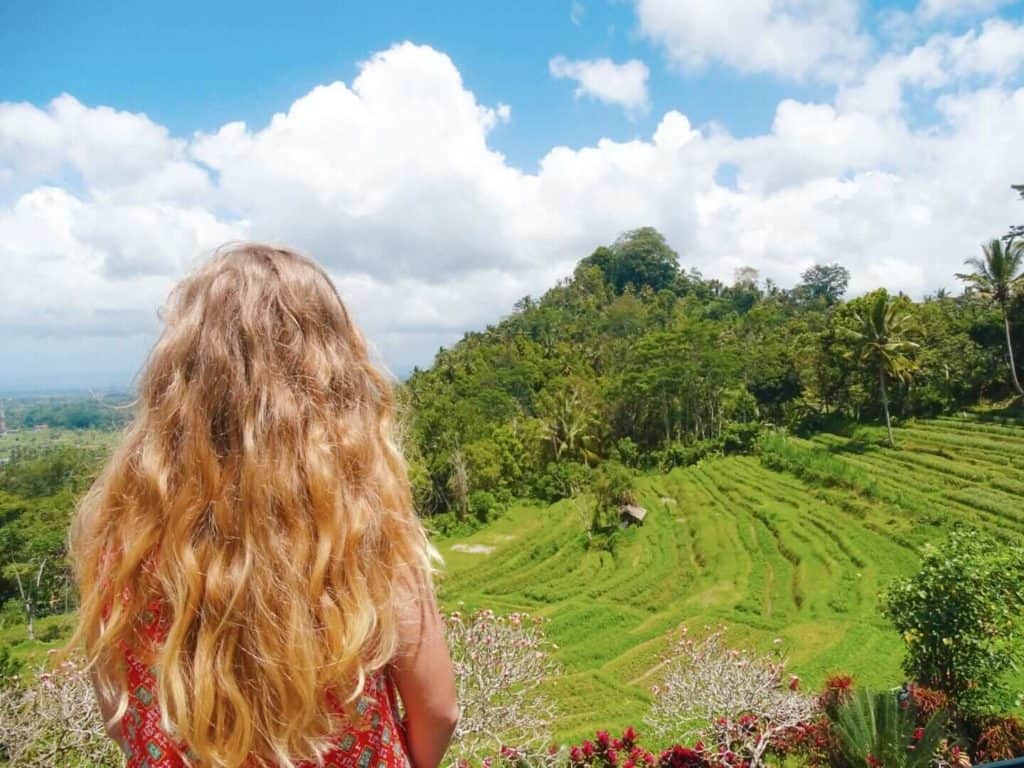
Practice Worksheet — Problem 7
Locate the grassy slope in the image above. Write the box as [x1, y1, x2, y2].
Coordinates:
[435, 413, 1024, 744]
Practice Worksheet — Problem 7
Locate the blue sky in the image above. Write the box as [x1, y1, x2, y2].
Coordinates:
[2, 0, 834, 169]
[2, 0, 1024, 392]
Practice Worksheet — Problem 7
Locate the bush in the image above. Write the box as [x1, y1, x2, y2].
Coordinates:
[720, 422, 762, 455]
[652, 441, 714, 472]
[469, 490, 501, 523]
[533, 461, 590, 502]
[614, 438, 641, 468]
[881, 529, 1024, 714]
[0, 646, 21, 683]
[972, 715, 1024, 763]
[565, 727, 736, 768]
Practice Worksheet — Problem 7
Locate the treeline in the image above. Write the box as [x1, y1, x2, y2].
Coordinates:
[405, 226, 1024, 519]
[1, 394, 133, 431]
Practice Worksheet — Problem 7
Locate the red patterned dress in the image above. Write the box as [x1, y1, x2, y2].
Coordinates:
[118, 600, 411, 768]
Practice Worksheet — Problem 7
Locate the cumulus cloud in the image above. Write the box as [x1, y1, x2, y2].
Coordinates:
[838, 18, 1024, 115]
[2, 34, 1024, 388]
[916, 0, 1014, 20]
[549, 56, 650, 115]
[634, 0, 871, 81]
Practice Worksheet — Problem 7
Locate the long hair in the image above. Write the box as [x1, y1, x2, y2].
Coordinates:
[66, 244, 435, 767]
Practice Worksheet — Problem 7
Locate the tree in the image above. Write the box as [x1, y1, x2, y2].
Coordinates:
[4, 558, 47, 641]
[590, 461, 635, 532]
[580, 227, 680, 294]
[445, 609, 558, 763]
[841, 292, 919, 447]
[0, 657, 125, 766]
[536, 379, 600, 465]
[956, 238, 1024, 397]
[881, 529, 1024, 714]
[798, 263, 851, 306]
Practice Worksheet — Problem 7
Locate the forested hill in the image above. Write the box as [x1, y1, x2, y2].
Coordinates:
[404, 227, 1021, 519]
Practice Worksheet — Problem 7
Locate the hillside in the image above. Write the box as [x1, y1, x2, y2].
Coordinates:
[435, 413, 1024, 743]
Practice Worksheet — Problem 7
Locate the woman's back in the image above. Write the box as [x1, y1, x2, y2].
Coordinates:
[121, 600, 411, 768]
[66, 245, 458, 768]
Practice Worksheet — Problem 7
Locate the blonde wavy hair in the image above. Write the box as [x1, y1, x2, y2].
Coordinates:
[65, 244, 435, 767]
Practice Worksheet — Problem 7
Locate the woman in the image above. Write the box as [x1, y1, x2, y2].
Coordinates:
[64, 244, 459, 768]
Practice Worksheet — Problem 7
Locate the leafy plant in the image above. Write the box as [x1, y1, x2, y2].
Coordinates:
[881, 529, 1024, 715]
[829, 688, 946, 768]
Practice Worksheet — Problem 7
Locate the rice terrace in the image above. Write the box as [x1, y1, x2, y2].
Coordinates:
[435, 414, 1024, 743]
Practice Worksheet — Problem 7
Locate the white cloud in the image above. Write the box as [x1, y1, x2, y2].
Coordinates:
[634, 0, 871, 81]
[916, 0, 1014, 21]
[570, 0, 586, 26]
[548, 56, 650, 115]
[838, 18, 1024, 115]
[2, 36, 1024, 389]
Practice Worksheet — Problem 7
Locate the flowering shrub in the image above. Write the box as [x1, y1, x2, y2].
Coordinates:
[446, 608, 559, 766]
[770, 675, 853, 766]
[566, 727, 727, 768]
[971, 715, 1024, 763]
[646, 627, 817, 768]
[0, 655, 124, 767]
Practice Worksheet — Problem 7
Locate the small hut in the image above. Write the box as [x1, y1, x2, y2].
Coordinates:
[619, 504, 648, 527]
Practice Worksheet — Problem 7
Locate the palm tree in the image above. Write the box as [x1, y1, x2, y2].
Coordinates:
[843, 293, 919, 447]
[831, 688, 946, 768]
[956, 238, 1024, 397]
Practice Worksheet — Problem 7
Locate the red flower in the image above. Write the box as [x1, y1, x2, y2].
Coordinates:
[597, 731, 612, 749]
[913, 728, 925, 742]
[623, 726, 639, 745]
[583, 741, 596, 758]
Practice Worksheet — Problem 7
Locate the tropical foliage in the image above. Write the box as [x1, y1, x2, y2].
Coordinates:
[957, 238, 1024, 396]
[881, 530, 1024, 715]
[406, 228, 1021, 518]
[828, 688, 946, 768]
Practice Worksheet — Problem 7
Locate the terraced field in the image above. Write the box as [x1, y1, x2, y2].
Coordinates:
[435, 413, 1024, 743]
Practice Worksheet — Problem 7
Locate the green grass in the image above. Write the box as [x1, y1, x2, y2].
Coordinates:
[0, 425, 120, 463]
[0, 613, 76, 679]
[436, 413, 1024, 744]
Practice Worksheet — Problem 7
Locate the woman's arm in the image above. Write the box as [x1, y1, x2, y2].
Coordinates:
[90, 669, 130, 756]
[391, 580, 459, 768]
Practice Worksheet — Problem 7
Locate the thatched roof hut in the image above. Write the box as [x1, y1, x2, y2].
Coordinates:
[619, 504, 648, 526]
